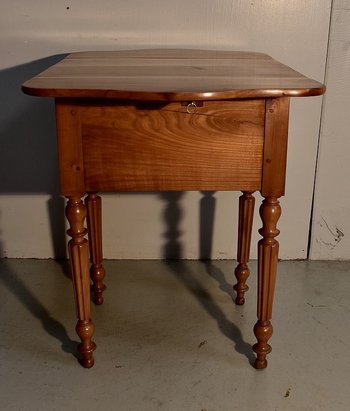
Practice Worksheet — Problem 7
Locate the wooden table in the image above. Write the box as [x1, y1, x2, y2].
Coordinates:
[23, 49, 325, 369]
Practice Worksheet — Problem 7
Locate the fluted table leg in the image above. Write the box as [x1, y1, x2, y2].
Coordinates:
[86, 192, 106, 305]
[253, 196, 281, 369]
[234, 191, 255, 305]
[66, 196, 96, 368]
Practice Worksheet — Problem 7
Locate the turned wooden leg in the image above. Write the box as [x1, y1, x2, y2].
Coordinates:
[85, 192, 106, 305]
[66, 196, 96, 368]
[253, 196, 281, 369]
[234, 191, 255, 305]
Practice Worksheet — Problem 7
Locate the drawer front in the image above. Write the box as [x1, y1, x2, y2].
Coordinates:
[81, 100, 265, 192]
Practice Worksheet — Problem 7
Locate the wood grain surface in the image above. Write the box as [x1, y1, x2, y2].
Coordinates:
[22, 49, 325, 100]
[80, 100, 265, 191]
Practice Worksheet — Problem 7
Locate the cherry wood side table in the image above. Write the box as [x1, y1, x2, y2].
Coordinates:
[23, 49, 325, 369]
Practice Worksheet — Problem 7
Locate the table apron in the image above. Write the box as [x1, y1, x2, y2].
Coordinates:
[56, 99, 266, 194]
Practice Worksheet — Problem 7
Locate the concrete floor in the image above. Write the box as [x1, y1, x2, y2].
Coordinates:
[0, 259, 349, 411]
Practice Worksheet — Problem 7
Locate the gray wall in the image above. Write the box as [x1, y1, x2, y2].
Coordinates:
[310, 0, 350, 260]
[1, 1, 344, 260]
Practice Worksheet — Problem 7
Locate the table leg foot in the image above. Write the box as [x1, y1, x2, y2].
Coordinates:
[76, 320, 96, 368]
[253, 320, 272, 369]
[90, 266, 106, 305]
[86, 192, 106, 305]
[234, 191, 255, 305]
[234, 264, 250, 305]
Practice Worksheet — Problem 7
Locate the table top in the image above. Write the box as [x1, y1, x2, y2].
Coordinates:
[22, 49, 325, 101]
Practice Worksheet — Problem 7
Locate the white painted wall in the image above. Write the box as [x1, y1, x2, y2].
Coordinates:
[0, 1, 331, 259]
[310, 0, 350, 260]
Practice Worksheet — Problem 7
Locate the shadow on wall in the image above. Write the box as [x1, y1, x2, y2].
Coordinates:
[0, 55, 66, 192]
[0, 55, 226, 261]
[0, 55, 68, 258]
[160, 191, 218, 260]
